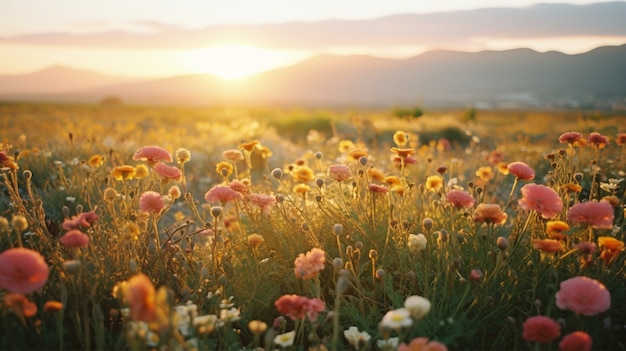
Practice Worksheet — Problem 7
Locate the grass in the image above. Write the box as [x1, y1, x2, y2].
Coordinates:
[0, 102, 625, 350]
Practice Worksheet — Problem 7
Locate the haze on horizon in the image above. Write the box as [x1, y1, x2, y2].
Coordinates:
[1, 0, 626, 79]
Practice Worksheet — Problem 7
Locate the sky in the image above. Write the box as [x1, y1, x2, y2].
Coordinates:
[1, 0, 625, 78]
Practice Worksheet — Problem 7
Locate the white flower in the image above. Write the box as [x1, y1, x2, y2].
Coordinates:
[343, 326, 371, 350]
[274, 330, 296, 348]
[377, 337, 399, 351]
[193, 314, 218, 327]
[219, 307, 240, 323]
[404, 295, 431, 320]
[408, 233, 427, 253]
[380, 308, 413, 330]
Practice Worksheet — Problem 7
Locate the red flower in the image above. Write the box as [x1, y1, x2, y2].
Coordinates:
[294, 248, 326, 280]
[507, 161, 535, 180]
[522, 315, 561, 343]
[124, 273, 157, 322]
[587, 132, 609, 148]
[274, 294, 326, 322]
[132, 146, 172, 165]
[398, 337, 448, 351]
[0, 248, 49, 294]
[567, 201, 614, 229]
[559, 331, 592, 351]
[446, 189, 475, 209]
[555, 276, 610, 316]
[558, 132, 584, 145]
[60, 229, 90, 248]
[518, 184, 562, 219]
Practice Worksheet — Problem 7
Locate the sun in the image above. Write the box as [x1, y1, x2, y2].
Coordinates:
[182, 45, 308, 79]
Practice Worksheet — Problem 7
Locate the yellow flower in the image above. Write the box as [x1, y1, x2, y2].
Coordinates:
[384, 176, 402, 187]
[238, 140, 259, 152]
[246, 234, 265, 249]
[87, 154, 104, 168]
[348, 148, 369, 160]
[338, 140, 355, 153]
[425, 175, 443, 192]
[367, 168, 385, 182]
[496, 162, 509, 175]
[216, 162, 233, 177]
[174, 211, 186, 222]
[124, 222, 141, 240]
[135, 164, 149, 179]
[393, 130, 409, 147]
[175, 148, 191, 164]
[561, 183, 582, 193]
[390, 147, 415, 159]
[475, 166, 494, 182]
[292, 166, 315, 183]
[546, 220, 570, 240]
[293, 183, 311, 195]
[598, 236, 624, 251]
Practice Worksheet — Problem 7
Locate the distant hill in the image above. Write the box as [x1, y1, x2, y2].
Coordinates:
[1, 45, 625, 108]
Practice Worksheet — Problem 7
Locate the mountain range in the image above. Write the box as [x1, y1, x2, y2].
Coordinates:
[1, 44, 625, 108]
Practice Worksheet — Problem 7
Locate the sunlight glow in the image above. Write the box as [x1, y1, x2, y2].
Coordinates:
[181, 45, 310, 79]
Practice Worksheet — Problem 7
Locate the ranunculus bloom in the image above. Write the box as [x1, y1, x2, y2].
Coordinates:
[559, 331, 592, 351]
[518, 184, 563, 219]
[507, 161, 535, 180]
[555, 276, 610, 316]
[328, 164, 352, 182]
[587, 132, 609, 148]
[398, 337, 448, 351]
[132, 146, 172, 165]
[559, 132, 584, 145]
[123, 273, 157, 322]
[60, 229, 90, 248]
[522, 316, 561, 343]
[139, 191, 164, 213]
[62, 211, 99, 230]
[204, 185, 243, 204]
[533, 239, 563, 253]
[474, 204, 508, 225]
[274, 294, 325, 322]
[294, 248, 325, 280]
[246, 193, 276, 216]
[0, 248, 50, 294]
[446, 189, 475, 209]
[567, 201, 614, 229]
[153, 162, 181, 182]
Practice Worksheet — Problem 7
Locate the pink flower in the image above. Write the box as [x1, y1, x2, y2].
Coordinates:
[274, 294, 326, 322]
[153, 162, 181, 182]
[61, 211, 99, 230]
[567, 201, 614, 229]
[246, 193, 276, 216]
[294, 248, 326, 280]
[139, 191, 164, 213]
[473, 203, 508, 225]
[587, 132, 609, 148]
[555, 276, 610, 316]
[328, 164, 352, 182]
[223, 149, 244, 161]
[60, 229, 90, 248]
[559, 132, 584, 145]
[559, 331, 592, 351]
[616, 133, 626, 146]
[204, 185, 243, 204]
[522, 316, 561, 343]
[398, 337, 448, 351]
[446, 189, 475, 209]
[368, 184, 389, 194]
[132, 146, 172, 165]
[533, 239, 563, 253]
[507, 161, 535, 180]
[518, 184, 562, 219]
[0, 248, 50, 294]
[229, 180, 249, 194]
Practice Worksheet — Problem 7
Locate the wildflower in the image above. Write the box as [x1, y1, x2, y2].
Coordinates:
[393, 131, 409, 147]
[274, 330, 296, 348]
[274, 294, 325, 322]
[555, 276, 610, 316]
[598, 236, 624, 265]
[344, 326, 371, 350]
[168, 185, 181, 200]
[391, 147, 415, 159]
[404, 295, 431, 320]
[133, 146, 173, 165]
[123, 273, 157, 322]
[475, 166, 494, 182]
[220, 307, 241, 323]
[153, 162, 181, 182]
[446, 189, 475, 209]
[87, 154, 104, 168]
[238, 140, 259, 152]
[43, 300, 64, 313]
[246, 193, 276, 216]
[425, 175, 444, 192]
[487, 150, 505, 165]
[204, 185, 243, 204]
[470, 269, 483, 281]
[561, 183, 583, 193]
[380, 308, 413, 330]
[398, 337, 448, 351]
[378, 337, 400, 351]
[587, 132, 609, 148]
[248, 319, 267, 335]
[111, 165, 136, 181]
[62, 211, 99, 230]
[229, 180, 249, 194]
[328, 164, 352, 182]
[216, 161, 233, 177]
[496, 236, 509, 251]
[348, 148, 369, 160]
[473, 204, 508, 225]
[567, 201, 614, 229]
[292, 166, 315, 183]
[139, 191, 164, 214]
[3, 293, 37, 319]
[546, 220, 570, 240]
[518, 184, 563, 219]
[616, 133, 626, 146]
[533, 239, 563, 253]
[407, 234, 427, 253]
[294, 248, 325, 279]
[522, 316, 561, 343]
[559, 331, 592, 351]
[0, 248, 49, 294]
[60, 229, 90, 248]
[559, 132, 584, 145]
[368, 184, 389, 194]
[175, 148, 191, 164]
[103, 187, 118, 201]
[135, 164, 149, 179]
[246, 234, 265, 249]
[0, 216, 8, 232]
[507, 161, 535, 180]
[223, 149, 244, 161]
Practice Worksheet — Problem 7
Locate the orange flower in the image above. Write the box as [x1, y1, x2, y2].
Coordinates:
[496, 162, 509, 175]
[533, 239, 563, 253]
[384, 176, 402, 187]
[561, 183, 582, 193]
[598, 236, 624, 266]
[338, 140, 355, 153]
[3, 293, 37, 319]
[367, 168, 385, 182]
[123, 273, 157, 322]
[247, 234, 265, 249]
[348, 148, 369, 160]
[292, 166, 315, 183]
[294, 248, 326, 280]
[474, 204, 507, 225]
[391, 147, 416, 159]
[110, 165, 136, 181]
[44, 300, 64, 313]
[87, 154, 104, 168]
[546, 220, 570, 240]
[238, 140, 259, 152]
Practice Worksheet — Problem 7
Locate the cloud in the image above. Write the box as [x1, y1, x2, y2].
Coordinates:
[2, 2, 625, 50]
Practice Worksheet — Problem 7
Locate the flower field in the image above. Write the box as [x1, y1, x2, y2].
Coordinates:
[0, 102, 625, 351]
